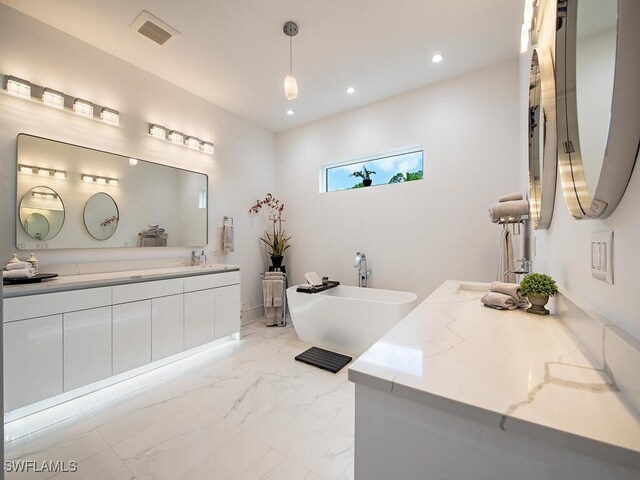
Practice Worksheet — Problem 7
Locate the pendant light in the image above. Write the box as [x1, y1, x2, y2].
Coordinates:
[283, 21, 299, 100]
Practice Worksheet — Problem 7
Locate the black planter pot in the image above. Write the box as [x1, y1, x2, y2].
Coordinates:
[270, 255, 284, 268]
[363, 179, 373, 187]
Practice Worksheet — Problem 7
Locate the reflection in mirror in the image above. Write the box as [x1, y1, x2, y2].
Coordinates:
[19, 186, 65, 241]
[24, 213, 50, 241]
[84, 193, 119, 240]
[528, 47, 557, 230]
[556, 0, 640, 219]
[16, 134, 208, 250]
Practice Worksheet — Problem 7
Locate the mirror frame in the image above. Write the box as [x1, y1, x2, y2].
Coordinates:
[83, 192, 120, 241]
[555, 0, 640, 219]
[19, 185, 66, 241]
[16, 133, 209, 249]
[528, 47, 557, 230]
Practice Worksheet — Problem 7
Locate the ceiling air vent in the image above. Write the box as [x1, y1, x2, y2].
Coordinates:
[130, 11, 179, 46]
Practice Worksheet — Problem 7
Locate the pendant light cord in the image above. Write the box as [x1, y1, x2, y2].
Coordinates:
[289, 36, 293, 75]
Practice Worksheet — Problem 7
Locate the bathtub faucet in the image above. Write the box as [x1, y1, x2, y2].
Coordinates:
[354, 252, 371, 287]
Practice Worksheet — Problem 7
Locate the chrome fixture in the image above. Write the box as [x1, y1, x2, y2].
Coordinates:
[354, 252, 371, 288]
[2, 74, 119, 125]
[148, 123, 214, 155]
[283, 21, 299, 100]
[504, 258, 533, 281]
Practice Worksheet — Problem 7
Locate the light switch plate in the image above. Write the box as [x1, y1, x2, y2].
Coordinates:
[591, 231, 613, 284]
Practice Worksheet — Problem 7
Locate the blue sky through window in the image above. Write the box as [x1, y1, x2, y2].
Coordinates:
[326, 150, 423, 192]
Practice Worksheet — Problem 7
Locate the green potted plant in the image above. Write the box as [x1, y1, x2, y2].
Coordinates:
[259, 224, 291, 267]
[351, 165, 376, 187]
[520, 273, 558, 316]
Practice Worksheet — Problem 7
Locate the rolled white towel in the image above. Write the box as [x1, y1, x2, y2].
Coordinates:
[499, 192, 523, 202]
[481, 292, 518, 310]
[6, 261, 32, 271]
[490, 282, 528, 308]
[3, 268, 36, 279]
[489, 199, 530, 223]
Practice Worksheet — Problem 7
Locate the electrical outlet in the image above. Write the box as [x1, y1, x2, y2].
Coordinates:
[591, 231, 613, 284]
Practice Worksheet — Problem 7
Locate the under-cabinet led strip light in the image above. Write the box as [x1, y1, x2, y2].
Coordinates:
[2, 74, 120, 126]
[148, 123, 214, 155]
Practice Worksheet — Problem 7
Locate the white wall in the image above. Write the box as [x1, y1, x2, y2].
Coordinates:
[0, 4, 277, 314]
[276, 60, 521, 301]
[523, 0, 640, 341]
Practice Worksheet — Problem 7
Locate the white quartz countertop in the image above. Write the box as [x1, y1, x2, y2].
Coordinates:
[2, 264, 240, 298]
[348, 280, 640, 468]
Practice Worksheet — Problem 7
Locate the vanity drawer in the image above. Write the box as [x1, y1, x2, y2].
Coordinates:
[3, 287, 112, 323]
[112, 278, 183, 304]
[183, 271, 240, 293]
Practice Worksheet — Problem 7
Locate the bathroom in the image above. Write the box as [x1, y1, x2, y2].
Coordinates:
[1, 0, 639, 479]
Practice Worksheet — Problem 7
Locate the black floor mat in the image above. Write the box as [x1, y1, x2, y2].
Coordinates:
[295, 346, 352, 373]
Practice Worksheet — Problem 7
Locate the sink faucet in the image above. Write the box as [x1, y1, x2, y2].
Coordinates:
[354, 252, 371, 287]
[503, 258, 532, 281]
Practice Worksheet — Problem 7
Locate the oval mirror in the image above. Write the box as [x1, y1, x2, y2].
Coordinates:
[555, 0, 640, 219]
[84, 192, 119, 240]
[528, 47, 557, 230]
[19, 186, 65, 240]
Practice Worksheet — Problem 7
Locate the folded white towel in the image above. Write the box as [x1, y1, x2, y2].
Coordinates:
[6, 261, 32, 271]
[481, 292, 518, 310]
[3, 268, 36, 279]
[499, 192, 523, 202]
[490, 282, 528, 307]
[223, 225, 235, 253]
[489, 199, 530, 223]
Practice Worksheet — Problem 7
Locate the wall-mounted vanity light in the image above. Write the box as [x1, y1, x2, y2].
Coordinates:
[31, 191, 59, 200]
[148, 123, 214, 155]
[82, 174, 119, 186]
[19, 164, 66, 179]
[2, 74, 120, 126]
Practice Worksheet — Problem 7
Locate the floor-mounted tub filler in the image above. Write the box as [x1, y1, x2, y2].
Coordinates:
[286, 285, 418, 357]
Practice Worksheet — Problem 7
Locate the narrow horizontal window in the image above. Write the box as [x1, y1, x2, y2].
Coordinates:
[324, 148, 424, 192]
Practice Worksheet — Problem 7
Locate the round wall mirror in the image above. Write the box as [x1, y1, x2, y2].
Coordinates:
[19, 186, 65, 240]
[556, 0, 640, 219]
[84, 192, 119, 240]
[528, 47, 557, 230]
[23, 213, 50, 240]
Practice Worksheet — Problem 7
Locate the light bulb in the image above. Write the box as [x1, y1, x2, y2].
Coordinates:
[432, 54, 443, 63]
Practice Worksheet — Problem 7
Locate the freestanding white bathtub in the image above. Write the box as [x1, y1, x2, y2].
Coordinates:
[287, 285, 418, 357]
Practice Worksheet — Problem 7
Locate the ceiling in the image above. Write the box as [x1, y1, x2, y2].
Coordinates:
[2, 0, 524, 132]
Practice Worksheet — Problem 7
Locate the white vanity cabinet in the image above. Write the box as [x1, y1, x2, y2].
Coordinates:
[64, 306, 113, 391]
[184, 289, 216, 349]
[215, 284, 241, 339]
[3, 315, 63, 412]
[3, 267, 241, 415]
[151, 294, 184, 361]
[112, 301, 152, 375]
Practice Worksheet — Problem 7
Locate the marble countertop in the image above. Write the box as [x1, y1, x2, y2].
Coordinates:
[2, 264, 240, 298]
[348, 280, 640, 468]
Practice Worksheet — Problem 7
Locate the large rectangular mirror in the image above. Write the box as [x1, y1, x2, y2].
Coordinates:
[16, 134, 208, 250]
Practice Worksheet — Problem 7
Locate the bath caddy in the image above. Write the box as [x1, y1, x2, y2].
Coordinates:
[295, 346, 352, 373]
[296, 281, 340, 294]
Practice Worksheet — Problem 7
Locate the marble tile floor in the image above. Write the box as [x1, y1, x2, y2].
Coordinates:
[4, 323, 355, 480]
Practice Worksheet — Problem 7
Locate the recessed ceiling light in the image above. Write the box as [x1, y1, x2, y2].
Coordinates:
[346, 86, 355, 95]
[286, 109, 294, 116]
[432, 54, 443, 63]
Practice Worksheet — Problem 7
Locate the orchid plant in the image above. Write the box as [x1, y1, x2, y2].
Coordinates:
[249, 193, 291, 257]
